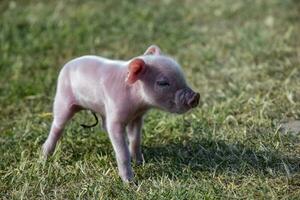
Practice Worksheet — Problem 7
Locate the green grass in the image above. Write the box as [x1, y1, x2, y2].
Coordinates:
[1, 0, 300, 199]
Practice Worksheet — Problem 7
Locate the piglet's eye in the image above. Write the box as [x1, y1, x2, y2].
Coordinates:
[157, 80, 170, 87]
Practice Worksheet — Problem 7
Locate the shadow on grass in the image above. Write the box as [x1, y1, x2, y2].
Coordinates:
[56, 129, 300, 180]
[142, 138, 300, 178]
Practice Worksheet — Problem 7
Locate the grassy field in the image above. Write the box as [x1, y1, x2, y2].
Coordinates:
[1, 0, 300, 199]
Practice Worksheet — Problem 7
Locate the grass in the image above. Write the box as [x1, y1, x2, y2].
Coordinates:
[0, 0, 300, 199]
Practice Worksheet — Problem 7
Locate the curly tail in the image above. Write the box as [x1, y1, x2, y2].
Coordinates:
[80, 111, 99, 128]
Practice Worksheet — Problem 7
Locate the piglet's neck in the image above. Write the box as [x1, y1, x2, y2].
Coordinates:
[126, 78, 150, 111]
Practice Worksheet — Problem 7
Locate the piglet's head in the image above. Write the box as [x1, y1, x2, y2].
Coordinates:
[126, 45, 200, 114]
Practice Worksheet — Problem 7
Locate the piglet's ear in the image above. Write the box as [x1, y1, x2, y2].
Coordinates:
[144, 44, 161, 56]
[126, 58, 146, 84]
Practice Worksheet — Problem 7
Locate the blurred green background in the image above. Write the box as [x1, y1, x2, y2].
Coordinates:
[0, 0, 300, 199]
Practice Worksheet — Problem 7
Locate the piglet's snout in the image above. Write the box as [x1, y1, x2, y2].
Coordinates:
[188, 92, 200, 108]
[176, 88, 200, 109]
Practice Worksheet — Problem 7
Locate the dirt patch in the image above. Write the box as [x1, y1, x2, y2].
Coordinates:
[280, 120, 300, 134]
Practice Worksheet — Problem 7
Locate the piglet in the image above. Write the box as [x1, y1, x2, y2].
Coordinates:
[42, 45, 200, 182]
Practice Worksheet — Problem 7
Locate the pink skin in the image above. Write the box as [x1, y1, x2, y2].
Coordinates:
[42, 45, 200, 182]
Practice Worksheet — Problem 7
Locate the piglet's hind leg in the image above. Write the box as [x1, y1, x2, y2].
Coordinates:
[42, 101, 78, 157]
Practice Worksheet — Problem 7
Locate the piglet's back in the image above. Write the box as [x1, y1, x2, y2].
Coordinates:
[57, 56, 126, 112]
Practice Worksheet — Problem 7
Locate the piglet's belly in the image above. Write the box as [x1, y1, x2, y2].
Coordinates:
[74, 90, 106, 114]
[68, 67, 106, 115]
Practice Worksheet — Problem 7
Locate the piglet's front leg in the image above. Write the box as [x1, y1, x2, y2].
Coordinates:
[127, 116, 144, 165]
[106, 118, 133, 182]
